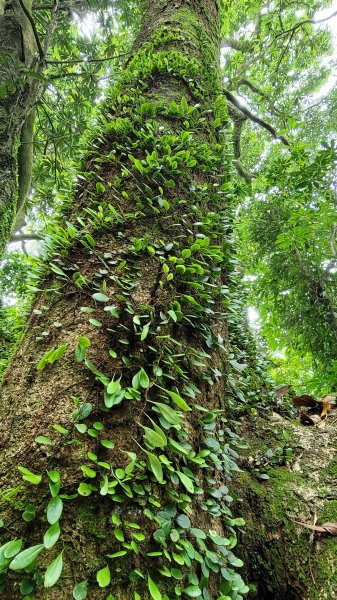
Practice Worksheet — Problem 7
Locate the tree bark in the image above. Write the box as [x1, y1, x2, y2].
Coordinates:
[234, 412, 337, 599]
[0, 1, 248, 599]
[0, 0, 38, 255]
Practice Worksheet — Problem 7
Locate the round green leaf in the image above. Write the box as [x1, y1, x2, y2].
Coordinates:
[97, 565, 111, 588]
[176, 514, 191, 529]
[92, 293, 110, 302]
[73, 580, 88, 600]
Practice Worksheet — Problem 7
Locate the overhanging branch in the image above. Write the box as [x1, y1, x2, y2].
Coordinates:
[223, 90, 290, 146]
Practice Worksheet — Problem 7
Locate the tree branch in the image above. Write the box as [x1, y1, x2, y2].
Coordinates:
[223, 90, 290, 146]
[10, 233, 41, 243]
[267, 9, 337, 48]
[17, 0, 44, 62]
[46, 53, 129, 65]
[227, 102, 255, 184]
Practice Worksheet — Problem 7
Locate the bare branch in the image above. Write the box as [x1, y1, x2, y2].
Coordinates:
[267, 9, 337, 49]
[46, 53, 129, 66]
[224, 90, 290, 146]
[10, 233, 41, 243]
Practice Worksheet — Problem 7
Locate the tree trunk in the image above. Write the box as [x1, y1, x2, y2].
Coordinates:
[0, 0, 38, 254]
[234, 412, 337, 599]
[0, 1, 249, 598]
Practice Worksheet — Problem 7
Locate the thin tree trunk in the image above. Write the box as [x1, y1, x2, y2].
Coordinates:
[0, 0, 38, 254]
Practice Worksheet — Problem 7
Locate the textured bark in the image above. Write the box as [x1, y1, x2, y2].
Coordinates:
[234, 412, 337, 599]
[0, 0, 38, 254]
[0, 1, 236, 598]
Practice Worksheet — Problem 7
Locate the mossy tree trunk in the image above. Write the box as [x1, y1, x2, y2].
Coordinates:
[0, 1, 249, 598]
[234, 412, 337, 599]
[0, 0, 39, 254]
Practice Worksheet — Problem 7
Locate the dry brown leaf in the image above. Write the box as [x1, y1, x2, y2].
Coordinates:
[275, 385, 290, 398]
[296, 521, 337, 535]
[320, 397, 332, 419]
[300, 412, 321, 426]
[321, 395, 336, 406]
[292, 395, 317, 407]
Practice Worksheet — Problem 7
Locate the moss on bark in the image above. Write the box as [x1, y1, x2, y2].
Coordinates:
[233, 413, 337, 599]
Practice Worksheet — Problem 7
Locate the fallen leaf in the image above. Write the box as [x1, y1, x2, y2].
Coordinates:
[275, 385, 290, 398]
[299, 412, 321, 426]
[321, 395, 336, 406]
[292, 395, 317, 407]
[296, 521, 337, 535]
[320, 397, 333, 419]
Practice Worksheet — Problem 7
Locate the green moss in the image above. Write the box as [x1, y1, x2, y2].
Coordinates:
[77, 503, 108, 539]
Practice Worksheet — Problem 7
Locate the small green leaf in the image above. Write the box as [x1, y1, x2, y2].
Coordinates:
[4, 539, 22, 559]
[53, 424, 70, 435]
[47, 496, 63, 525]
[176, 471, 194, 493]
[148, 574, 162, 600]
[44, 551, 63, 588]
[92, 293, 110, 303]
[145, 451, 163, 483]
[106, 550, 127, 558]
[18, 466, 42, 485]
[81, 465, 96, 478]
[73, 580, 88, 600]
[9, 544, 44, 570]
[101, 439, 115, 449]
[152, 403, 181, 425]
[113, 529, 124, 542]
[167, 391, 191, 411]
[20, 579, 35, 595]
[141, 323, 150, 341]
[22, 505, 36, 522]
[143, 427, 167, 448]
[111, 514, 121, 526]
[75, 423, 87, 433]
[35, 436, 54, 446]
[176, 514, 191, 529]
[89, 318, 103, 327]
[183, 585, 202, 597]
[107, 379, 121, 395]
[78, 483, 93, 496]
[43, 523, 60, 549]
[104, 306, 119, 317]
[97, 565, 111, 588]
[132, 368, 150, 389]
